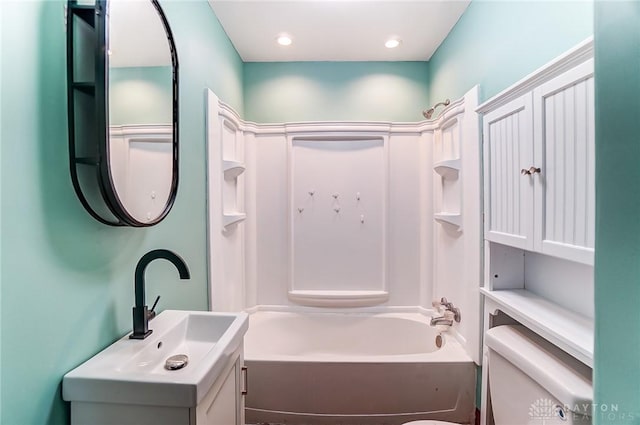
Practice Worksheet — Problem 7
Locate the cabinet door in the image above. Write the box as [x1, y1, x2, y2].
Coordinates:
[195, 355, 242, 425]
[483, 93, 534, 250]
[533, 59, 595, 265]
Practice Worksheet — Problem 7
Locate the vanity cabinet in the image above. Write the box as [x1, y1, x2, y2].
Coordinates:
[483, 60, 595, 265]
[70, 347, 247, 425]
[194, 352, 245, 425]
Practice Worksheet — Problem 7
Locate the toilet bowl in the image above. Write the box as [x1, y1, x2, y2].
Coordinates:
[486, 325, 592, 424]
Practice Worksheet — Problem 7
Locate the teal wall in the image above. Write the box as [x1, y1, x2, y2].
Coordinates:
[243, 61, 429, 122]
[0, 0, 620, 423]
[0, 0, 3, 420]
[428, 0, 594, 103]
[0, 1, 242, 424]
[109, 66, 173, 125]
[594, 2, 640, 423]
[427, 0, 593, 410]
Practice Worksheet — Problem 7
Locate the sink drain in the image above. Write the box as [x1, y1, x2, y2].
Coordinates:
[165, 354, 189, 370]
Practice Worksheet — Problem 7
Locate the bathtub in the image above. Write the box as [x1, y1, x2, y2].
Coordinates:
[244, 310, 476, 425]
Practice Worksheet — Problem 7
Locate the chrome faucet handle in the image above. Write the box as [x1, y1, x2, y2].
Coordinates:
[432, 297, 449, 308]
[438, 297, 455, 310]
[432, 297, 461, 322]
[446, 307, 461, 323]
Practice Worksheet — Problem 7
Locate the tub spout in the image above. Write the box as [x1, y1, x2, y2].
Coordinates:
[430, 316, 454, 326]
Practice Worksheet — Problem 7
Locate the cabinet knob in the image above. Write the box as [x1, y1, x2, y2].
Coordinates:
[521, 166, 541, 176]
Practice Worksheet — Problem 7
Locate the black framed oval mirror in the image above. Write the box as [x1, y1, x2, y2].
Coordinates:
[66, 0, 179, 226]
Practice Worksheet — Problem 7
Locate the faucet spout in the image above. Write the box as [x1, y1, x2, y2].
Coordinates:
[130, 249, 190, 339]
[430, 316, 454, 327]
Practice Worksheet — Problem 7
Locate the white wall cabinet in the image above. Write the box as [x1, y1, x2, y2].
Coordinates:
[532, 60, 595, 265]
[483, 93, 534, 250]
[477, 37, 594, 425]
[483, 60, 594, 265]
[70, 348, 246, 425]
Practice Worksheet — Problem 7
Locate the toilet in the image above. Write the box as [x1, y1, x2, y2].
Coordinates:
[403, 325, 593, 425]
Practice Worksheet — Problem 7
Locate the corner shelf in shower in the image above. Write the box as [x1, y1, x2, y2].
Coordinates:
[480, 287, 594, 366]
[222, 160, 246, 179]
[288, 290, 389, 307]
[434, 213, 462, 229]
[433, 159, 461, 179]
[222, 212, 246, 228]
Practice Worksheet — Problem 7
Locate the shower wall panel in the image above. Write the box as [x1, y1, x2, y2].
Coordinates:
[251, 129, 426, 308]
[208, 87, 479, 320]
[254, 133, 289, 306]
[290, 137, 387, 295]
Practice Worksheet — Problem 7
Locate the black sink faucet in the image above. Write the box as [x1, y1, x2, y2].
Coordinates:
[130, 249, 191, 339]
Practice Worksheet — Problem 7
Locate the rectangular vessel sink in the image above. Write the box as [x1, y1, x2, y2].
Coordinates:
[63, 310, 249, 408]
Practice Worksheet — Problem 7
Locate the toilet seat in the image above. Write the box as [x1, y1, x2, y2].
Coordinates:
[402, 421, 457, 425]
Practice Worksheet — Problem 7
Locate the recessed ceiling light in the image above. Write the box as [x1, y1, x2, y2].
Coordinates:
[277, 34, 293, 46]
[385, 38, 401, 49]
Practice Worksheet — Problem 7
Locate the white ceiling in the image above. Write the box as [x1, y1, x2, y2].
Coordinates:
[208, 0, 471, 62]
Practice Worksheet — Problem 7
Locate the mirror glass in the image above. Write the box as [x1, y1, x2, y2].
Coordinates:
[107, 0, 176, 224]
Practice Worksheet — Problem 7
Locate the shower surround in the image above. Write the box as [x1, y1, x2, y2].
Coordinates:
[206, 86, 482, 423]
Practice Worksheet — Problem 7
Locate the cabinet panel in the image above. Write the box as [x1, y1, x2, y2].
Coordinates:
[483, 94, 534, 250]
[533, 59, 595, 264]
[196, 363, 237, 425]
[195, 353, 242, 425]
[71, 403, 190, 425]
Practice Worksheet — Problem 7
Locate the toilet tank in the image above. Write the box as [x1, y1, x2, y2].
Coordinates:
[485, 325, 592, 424]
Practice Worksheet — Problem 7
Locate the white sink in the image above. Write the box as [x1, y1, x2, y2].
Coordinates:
[63, 310, 249, 407]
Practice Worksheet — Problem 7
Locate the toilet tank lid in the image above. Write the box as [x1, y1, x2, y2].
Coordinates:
[486, 325, 592, 412]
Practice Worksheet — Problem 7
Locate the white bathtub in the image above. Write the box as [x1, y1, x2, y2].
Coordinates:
[244, 311, 476, 425]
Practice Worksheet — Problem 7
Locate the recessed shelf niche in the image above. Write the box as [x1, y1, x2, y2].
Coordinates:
[221, 119, 245, 229]
[433, 117, 462, 231]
